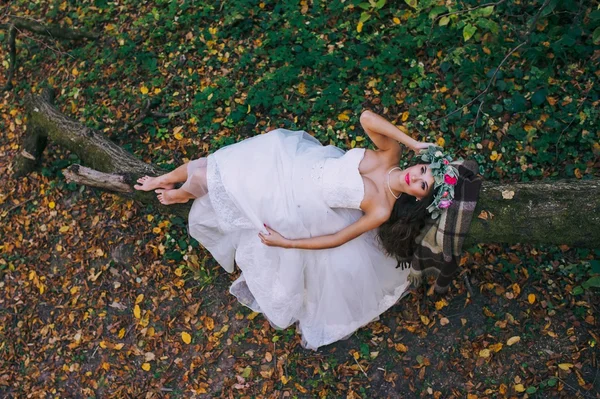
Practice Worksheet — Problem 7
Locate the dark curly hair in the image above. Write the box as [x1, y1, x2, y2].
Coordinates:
[376, 165, 438, 261]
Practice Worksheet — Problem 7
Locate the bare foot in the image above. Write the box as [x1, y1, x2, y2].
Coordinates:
[155, 188, 192, 205]
[134, 176, 175, 191]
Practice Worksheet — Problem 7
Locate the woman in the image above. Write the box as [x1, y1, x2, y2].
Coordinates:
[134, 110, 458, 350]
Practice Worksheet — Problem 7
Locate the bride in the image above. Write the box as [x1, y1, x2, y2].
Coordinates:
[134, 110, 459, 350]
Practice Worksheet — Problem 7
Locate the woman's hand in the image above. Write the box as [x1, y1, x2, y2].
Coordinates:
[259, 225, 291, 248]
[411, 141, 437, 152]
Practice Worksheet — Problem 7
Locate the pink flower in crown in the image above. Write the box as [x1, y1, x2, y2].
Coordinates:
[444, 174, 458, 185]
[438, 199, 452, 209]
[443, 159, 449, 165]
[442, 191, 448, 198]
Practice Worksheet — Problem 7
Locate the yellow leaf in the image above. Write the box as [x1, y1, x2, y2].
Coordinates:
[479, 349, 491, 358]
[507, 336, 520, 346]
[114, 343, 124, 350]
[135, 294, 144, 304]
[297, 82, 306, 95]
[118, 328, 125, 339]
[420, 315, 430, 325]
[558, 363, 573, 370]
[357, 21, 363, 33]
[134, 305, 141, 319]
[174, 268, 183, 277]
[281, 375, 291, 385]
[141, 363, 151, 371]
[489, 343, 503, 352]
[338, 113, 350, 121]
[204, 317, 215, 331]
[395, 343, 408, 352]
[436, 137, 445, 147]
[514, 384, 525, 392]
[152, 227, 161, 234]
[72, 68, 79, 76]
[512, 283, 521, 296]
[59, 1, 67, 11]
[59, 226, 70, 233]
[490, 151, 498, 161]
[48, 201, 56, 209]
[154, 88, 162, 94]
[528, 294, 536, 304]
[393, 17, 401, 25]
[181, 331, 192, 344]
[247, 312, 259, 320]
[355, 136, 364, 142]
[140, 86, 149, 95]
[401, 111, 409, 122]
[174, 133, 183, 140]
[353, 352, 360, 360]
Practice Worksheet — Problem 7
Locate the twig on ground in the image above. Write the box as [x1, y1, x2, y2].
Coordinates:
[352, 355, 368, 378]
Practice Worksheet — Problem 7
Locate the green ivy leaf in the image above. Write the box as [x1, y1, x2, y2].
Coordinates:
[583, 276, 600, 289]
[463, 24, 477, 41]
[375, 0, 386, 10]
[593, 27, 600, 45]
[439, 16, 450, 26]
[404, 0, 418, 10]
[531, 89, 547, 106]
[480, 5, 495, 17]
[359, 12, 371, 23]
[572, 286, 584, 295]
[358, 2, 371, 10]
[428, 6, 447, 20]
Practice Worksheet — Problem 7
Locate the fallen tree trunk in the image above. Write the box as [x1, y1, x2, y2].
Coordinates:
[15, 91, 600, 248]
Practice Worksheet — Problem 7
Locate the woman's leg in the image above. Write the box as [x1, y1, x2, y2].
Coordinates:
[153, 158, 209, 205]
[134, 161, 194, 191]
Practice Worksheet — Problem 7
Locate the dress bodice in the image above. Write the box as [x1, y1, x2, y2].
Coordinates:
[310, 148, 366, 210]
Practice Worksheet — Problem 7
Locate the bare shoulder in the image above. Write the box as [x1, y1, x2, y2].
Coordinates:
[360, 182, 392, 221]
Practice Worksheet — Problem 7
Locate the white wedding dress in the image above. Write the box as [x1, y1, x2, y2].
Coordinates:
[186, 128, 412, 350]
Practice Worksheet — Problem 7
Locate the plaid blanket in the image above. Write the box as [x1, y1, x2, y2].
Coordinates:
[399, 160, 483, 294]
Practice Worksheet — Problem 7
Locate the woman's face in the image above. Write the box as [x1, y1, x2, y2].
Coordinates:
[401, 164, 435, 200]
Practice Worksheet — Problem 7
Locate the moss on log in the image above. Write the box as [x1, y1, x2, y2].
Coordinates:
[466, 180, 600, 248]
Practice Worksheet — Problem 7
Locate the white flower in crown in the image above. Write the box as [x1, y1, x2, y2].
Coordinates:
[418, 145, 461, 219]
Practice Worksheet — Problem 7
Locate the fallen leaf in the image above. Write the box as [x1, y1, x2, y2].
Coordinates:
[507, 336, 520, 346]
[558, 363, 573, 370]
[514, 384, 525, 392]
[181, 331, 192, 344]
[502, 190, 515, 200]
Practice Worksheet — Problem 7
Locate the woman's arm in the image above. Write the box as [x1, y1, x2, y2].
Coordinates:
[360, 110, 432, 152]
[259, 210, 389, 250]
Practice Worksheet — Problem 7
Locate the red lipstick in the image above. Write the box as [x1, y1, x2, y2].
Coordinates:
[405, 173, 410, 185]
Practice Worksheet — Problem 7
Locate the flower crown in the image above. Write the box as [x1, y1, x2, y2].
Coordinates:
[419, 146, 460, 219]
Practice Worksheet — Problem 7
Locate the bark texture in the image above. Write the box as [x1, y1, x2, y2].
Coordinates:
[15, 92, 600, 248]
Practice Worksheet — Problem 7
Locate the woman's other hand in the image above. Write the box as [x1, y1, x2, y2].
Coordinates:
[412, 141, 437, 152]
[259, 225, 291, 248]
